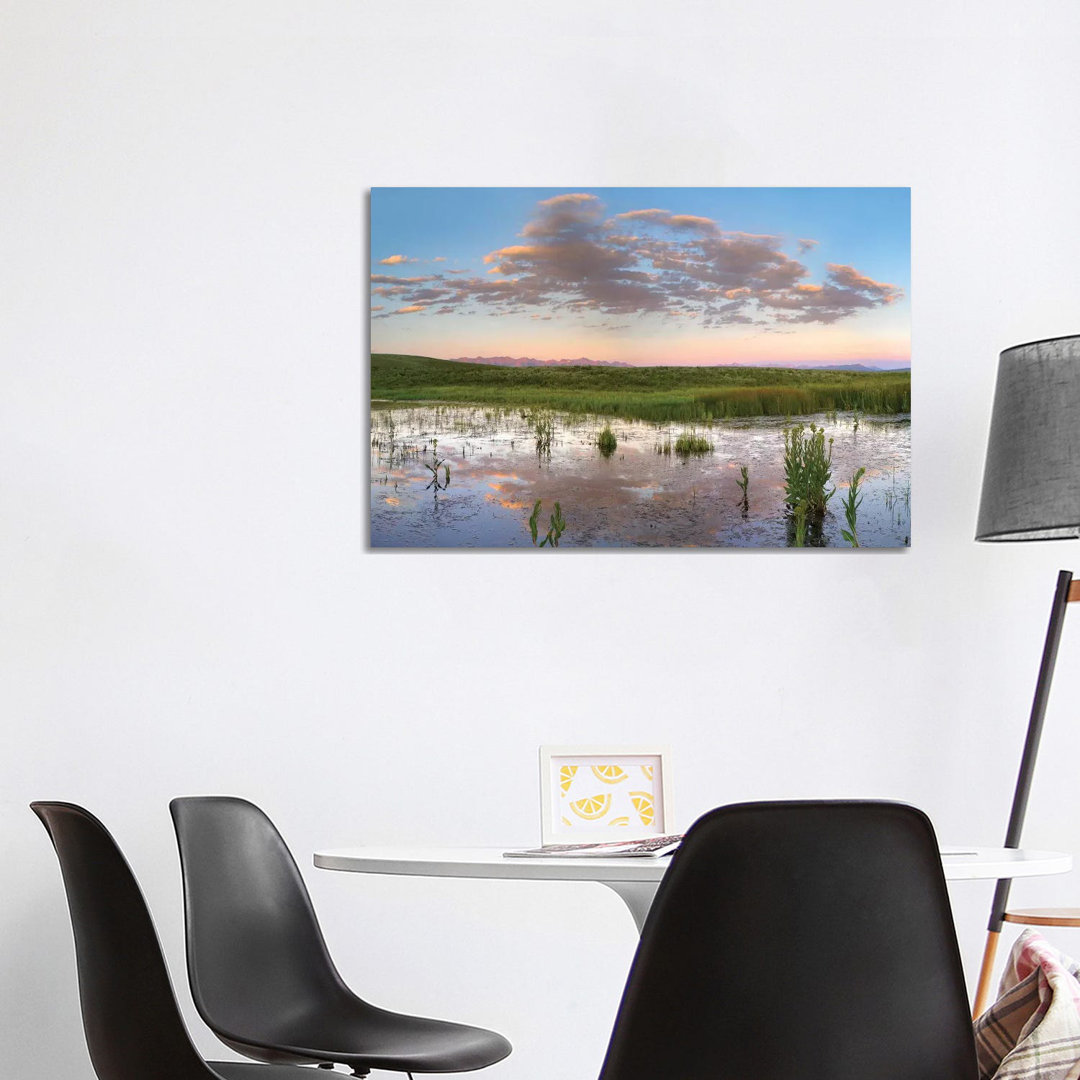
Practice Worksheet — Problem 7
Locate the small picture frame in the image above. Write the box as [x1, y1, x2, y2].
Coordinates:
[539, 745, 673, 845]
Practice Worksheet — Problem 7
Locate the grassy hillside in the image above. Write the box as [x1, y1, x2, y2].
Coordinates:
[370, 353, 910, 422]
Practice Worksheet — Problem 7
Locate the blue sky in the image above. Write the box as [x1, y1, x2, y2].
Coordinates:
[370, 187, 910, 366]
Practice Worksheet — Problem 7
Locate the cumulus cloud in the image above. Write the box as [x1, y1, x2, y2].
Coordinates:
[826, 263, 903, 302]
[755, 264, 903, 324]
[370, 194, 903, 328]
[370, 274, 437, 285]
[613, 208, 719, 233]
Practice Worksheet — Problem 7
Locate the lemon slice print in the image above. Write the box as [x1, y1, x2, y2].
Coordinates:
[591, 764, 628, 784]
[609, 816, 630, 827]
[641, 764, 654, 781]
[570, 793, 612, 821]
[559, 765, 578, 794]
[630, 791, 655, 827]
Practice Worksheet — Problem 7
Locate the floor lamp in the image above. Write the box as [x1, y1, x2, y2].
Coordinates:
[972, 333, 1080, 1018]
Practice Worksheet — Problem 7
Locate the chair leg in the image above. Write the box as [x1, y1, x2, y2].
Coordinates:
[972, 928, 1001, 1019]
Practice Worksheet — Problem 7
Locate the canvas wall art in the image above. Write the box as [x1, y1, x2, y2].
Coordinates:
[370, 187, 910, 548]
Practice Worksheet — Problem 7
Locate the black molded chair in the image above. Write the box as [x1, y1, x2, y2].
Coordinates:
[31, 801, 315, 1080]
[169, 796, 511, 1077]
[598, 800, 979, 1080]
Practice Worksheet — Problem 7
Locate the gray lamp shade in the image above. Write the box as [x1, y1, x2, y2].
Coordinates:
[977, 334, 1080, 541]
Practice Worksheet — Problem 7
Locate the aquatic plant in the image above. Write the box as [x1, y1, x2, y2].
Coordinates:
[674, 430, 712, 455]
[840, 466, 866, 548]
[783, 423, 835, 518]
[852, 409, 861, 434]
[529, 499, 566, 548]
[737, 463, 750, 518]
[424, 438, 450, 495]
[546, 502, 566, 547]
[792, 500, 808, 547]
[883, 472, 911, 511]
[532, 411, 555, 457]
[597, 424, 617, 457]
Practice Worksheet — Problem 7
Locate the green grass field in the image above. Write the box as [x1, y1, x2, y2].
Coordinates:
[371, 353, 910, 423]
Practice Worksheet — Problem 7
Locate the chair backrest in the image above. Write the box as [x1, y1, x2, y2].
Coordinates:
[169, 796, 350, 1042]
[31, 802, 217, 1080]
[598, 800, 978, 1080]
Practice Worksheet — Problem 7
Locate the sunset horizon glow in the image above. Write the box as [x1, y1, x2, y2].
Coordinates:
[371, 187, 910, 369]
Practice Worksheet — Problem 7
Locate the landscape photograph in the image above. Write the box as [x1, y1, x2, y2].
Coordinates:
[369, 187, 910, 548]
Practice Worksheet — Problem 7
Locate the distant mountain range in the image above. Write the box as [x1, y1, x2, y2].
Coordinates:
[450, 355, 633, 368]
[812, 363, 910, 372]
[448, 355, 908, 371]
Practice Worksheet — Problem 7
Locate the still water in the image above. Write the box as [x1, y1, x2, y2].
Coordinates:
[370, 404, 910, 549]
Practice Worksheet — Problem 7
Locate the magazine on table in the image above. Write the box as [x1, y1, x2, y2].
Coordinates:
[504, 834, 683, 859]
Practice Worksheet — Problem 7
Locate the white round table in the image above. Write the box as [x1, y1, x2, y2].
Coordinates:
[314, 845, 1073, 933]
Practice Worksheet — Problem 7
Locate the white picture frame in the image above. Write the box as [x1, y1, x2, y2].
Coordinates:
[538, 745, 673, 845]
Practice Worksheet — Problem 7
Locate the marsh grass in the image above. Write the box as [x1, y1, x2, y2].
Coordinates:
[532, 411, 555, 457]
[674, 430, 713, 455]
[372, 354, 911, 423]
[597, 424, 617, 457]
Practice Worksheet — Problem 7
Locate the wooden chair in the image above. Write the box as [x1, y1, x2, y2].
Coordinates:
[1004, 909, 1080, 929]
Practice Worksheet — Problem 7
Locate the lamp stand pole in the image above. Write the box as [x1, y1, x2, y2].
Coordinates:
[972, 569, 1076, 1018]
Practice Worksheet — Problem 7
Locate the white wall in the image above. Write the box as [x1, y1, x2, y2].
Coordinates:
[4, 2, 1080, 1076]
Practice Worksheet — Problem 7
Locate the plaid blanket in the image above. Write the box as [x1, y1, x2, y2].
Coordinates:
[975, 929, 1080, 1079]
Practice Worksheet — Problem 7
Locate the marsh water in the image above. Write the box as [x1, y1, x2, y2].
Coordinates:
[370, 404, 910, 549]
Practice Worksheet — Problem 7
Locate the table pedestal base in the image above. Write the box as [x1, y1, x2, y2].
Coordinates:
[601, 881, 660, 935]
